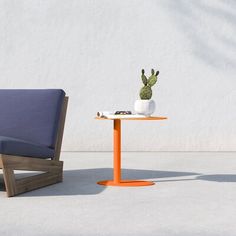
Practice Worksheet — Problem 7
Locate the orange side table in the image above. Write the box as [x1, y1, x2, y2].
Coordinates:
[96, 116, 167, 187]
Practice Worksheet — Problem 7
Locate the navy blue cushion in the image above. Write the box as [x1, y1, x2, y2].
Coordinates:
[0, 89, 65, 158]
[0, 136, 54, 158]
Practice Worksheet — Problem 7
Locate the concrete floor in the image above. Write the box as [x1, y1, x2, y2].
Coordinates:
[0, 152, 236, 236]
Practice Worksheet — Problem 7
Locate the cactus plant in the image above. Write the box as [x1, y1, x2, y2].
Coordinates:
[139, 69, 159, 100]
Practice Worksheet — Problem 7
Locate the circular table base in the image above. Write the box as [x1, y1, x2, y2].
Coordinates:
[97, 180, 155, 187]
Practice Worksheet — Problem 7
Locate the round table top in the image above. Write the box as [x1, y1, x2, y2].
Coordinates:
[95, 116, 167, 121]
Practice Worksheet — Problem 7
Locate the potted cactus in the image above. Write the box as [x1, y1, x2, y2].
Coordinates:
[134, 68, 159, 116]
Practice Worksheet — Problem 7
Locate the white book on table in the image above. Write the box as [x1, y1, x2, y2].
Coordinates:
[104, 114, 146, 119]
[96, 111, 146, 119]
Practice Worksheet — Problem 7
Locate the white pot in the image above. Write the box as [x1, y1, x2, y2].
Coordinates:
[134, 99, 156, 116]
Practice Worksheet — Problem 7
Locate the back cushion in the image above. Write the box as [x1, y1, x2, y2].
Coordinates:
[0, 89, 65, 148]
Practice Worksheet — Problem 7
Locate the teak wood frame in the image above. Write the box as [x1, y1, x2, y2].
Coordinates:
[0, 96, 68, 197]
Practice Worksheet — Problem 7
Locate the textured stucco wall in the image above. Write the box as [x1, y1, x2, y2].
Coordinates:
[0, 0, 235, 151]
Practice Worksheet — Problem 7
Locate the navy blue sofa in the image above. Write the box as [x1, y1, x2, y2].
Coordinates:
[0, 89, 68, 197]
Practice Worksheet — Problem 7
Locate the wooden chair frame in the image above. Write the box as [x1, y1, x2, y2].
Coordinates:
[0, 96, 68, 197]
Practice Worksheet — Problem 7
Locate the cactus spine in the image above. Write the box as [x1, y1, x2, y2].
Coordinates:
[139, 69, 159, 100]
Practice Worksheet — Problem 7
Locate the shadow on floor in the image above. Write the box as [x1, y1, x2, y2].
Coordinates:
[1, 170, 235, 197]
[196, 174, 236, 182]
[0, 168, 199, 197]
[156, 174, 236, 183]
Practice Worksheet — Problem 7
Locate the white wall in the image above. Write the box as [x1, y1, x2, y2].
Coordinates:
[0, 0, 235, 151]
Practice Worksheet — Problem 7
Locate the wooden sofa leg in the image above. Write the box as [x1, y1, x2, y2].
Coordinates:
[15, 171, 63, 196]
[2, 167, 17, 197]
[0, 155, 63, 197]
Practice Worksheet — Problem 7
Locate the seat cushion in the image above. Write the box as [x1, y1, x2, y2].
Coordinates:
[0, 89, 65, 148]
[0, 136, 54, 159]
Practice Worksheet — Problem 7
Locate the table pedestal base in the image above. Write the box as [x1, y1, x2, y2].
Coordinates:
[97, 180, 154, 187]
[97, 119, 156, 188]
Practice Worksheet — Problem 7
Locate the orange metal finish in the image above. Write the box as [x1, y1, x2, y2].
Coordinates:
[96, 116, 167, 120]
[96, 118, 167, 187]
[97, 180, 154, 186]
[113, 119, 121, 183]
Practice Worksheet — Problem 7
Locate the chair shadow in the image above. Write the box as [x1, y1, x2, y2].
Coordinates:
[0, 168, 199, 197]
[1, 170, 234, 197]
[196, 174, 236, 183]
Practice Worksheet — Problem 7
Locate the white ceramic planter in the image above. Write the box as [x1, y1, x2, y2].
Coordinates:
[134, 99, 156, 116]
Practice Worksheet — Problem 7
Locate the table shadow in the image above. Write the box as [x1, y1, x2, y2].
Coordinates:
[0, 168, 199, 197]
[196, 174, 236, 182]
